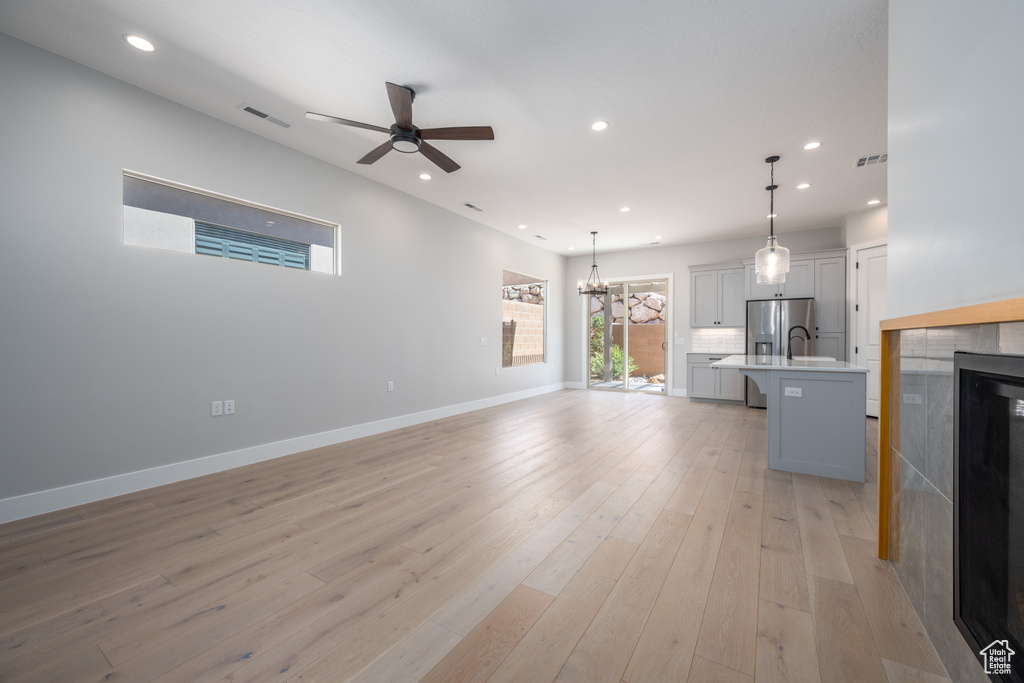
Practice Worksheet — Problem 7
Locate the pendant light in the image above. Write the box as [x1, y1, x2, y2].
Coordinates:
[755, 155, 790, 284]
[577, 231, 609, 296]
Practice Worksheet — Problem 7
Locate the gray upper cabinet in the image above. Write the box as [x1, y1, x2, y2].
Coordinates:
[814, 257, 846, 333]
[691, 270, 719, 327]
[744, 260, 814, 299]
[690, 266, 745, 327]
[719, 269, 746, 326]
[782, 261, 815, 298]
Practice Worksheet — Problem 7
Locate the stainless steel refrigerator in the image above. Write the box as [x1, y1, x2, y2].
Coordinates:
[745, 298, 816, 407]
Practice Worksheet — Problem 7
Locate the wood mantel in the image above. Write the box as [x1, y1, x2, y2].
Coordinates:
[877, 297, 1024, 559]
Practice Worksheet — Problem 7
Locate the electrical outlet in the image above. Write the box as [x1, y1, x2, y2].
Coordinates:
[224, 399, 235, 415]
[784, 387, 803, 397]
[903, 393, 922, 405]
[211, 400, 223, 416]
[480, 337, 487, 346]
[387, 381, 394, 392]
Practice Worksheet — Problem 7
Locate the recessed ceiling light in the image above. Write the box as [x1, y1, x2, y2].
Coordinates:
[654, 235, 663, 240]
[867, 199, 881, 205]
[797, 183, 811, 189]
[518, 224, 527, 230]
[620, 207, 630, 212]
[124, 34, 154, 52]
[803, 141, 822, 150]
[767, 213, 778, 219]
[592, 121, 609, 131]
[568, 246, 575, 251]
[419, 173, 431, 180]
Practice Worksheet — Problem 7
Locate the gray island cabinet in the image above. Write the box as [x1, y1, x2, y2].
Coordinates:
[711, 355, 868, 482]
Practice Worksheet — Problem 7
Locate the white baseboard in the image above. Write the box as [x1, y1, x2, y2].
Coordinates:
[0, 382, 570, 524]
[670, 387, 688, 397]
[563, 381, 586, 390]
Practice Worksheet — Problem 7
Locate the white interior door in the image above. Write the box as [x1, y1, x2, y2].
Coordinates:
[855, 244, 887, 417]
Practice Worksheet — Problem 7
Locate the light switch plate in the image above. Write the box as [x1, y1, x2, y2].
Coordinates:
[224, 399, 235, 415]
[784, 387, 802, 397]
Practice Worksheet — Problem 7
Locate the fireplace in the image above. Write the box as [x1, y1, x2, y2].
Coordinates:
[955, 351, 1024, 681]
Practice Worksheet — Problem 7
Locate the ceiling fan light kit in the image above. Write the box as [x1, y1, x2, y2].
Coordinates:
[754, 155, 790, 285]
[306, 82, 494, 173]
[389, 127, 420, 153]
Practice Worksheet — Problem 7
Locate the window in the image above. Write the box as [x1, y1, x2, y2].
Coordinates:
[502, 270, 546, 367]
[194, 222, 309, 269]
[122, 171, 338, 274]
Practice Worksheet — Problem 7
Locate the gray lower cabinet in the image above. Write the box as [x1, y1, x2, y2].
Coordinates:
[687, 354, 744, 402]
[814, 332, 846, 361]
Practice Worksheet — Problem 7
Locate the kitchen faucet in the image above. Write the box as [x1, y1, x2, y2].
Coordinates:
[787, 325, 811, 360]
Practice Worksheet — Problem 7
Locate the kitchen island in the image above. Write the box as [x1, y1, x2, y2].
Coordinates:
[711, 355, 868, 482]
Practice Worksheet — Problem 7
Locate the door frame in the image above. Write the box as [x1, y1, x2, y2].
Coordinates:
[581, 272, 673, 394]
[848, 238, 887, 416]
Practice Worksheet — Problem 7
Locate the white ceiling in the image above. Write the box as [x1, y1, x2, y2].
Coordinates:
[0, 0, 888, 254]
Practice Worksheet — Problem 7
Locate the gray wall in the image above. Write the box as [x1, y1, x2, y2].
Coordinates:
[888, 0, 1024, 317]
[562, 227, 844, 390]
[0, 33, 565, 501]
[843, 205, 888, 246]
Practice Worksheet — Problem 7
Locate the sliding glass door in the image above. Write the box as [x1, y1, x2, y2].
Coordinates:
[587, 280, 667, 393]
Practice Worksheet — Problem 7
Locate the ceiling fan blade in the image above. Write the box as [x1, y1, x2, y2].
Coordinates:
[305, 112, 390, 134]
[385, 82, 414, 130]
[419, 126, 495, 141]
[418, 141, 461, 173]
[357, 140, 394, 165]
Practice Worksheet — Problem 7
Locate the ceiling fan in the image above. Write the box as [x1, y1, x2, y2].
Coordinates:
[306, 82, 494, 173]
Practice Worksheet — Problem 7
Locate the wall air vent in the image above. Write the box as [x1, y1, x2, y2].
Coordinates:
[239, 104, 291, 128]
[855, 153, 888, 167]
[462, 203, 483, 212]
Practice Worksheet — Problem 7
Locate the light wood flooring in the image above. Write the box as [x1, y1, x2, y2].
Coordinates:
[0, 390, 949, 682]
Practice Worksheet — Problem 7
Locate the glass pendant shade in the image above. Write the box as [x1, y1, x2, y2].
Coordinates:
[754, 155, 790, 285]
[755, 236, 790, 285]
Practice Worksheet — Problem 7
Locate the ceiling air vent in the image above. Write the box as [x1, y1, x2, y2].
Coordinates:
[462, 203, 483, 212]
[239, 104, 291, 128]
[855, 153, 888, 167]
[534, 235, 547, 240]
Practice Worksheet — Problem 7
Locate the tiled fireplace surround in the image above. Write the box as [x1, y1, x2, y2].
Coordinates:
[892, 321, 1024, 682]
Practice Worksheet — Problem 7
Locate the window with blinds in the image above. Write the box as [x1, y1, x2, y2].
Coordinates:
[194, 222, 309, 270]
[122, 171, 338, 275]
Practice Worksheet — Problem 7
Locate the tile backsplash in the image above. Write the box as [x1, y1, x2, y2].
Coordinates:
[689, 327, 745, 353]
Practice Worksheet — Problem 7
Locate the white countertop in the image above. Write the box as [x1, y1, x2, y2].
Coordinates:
[711, 354, 868, 374]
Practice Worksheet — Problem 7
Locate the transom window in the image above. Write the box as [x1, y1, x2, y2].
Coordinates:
[122, 171, 338, 274]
